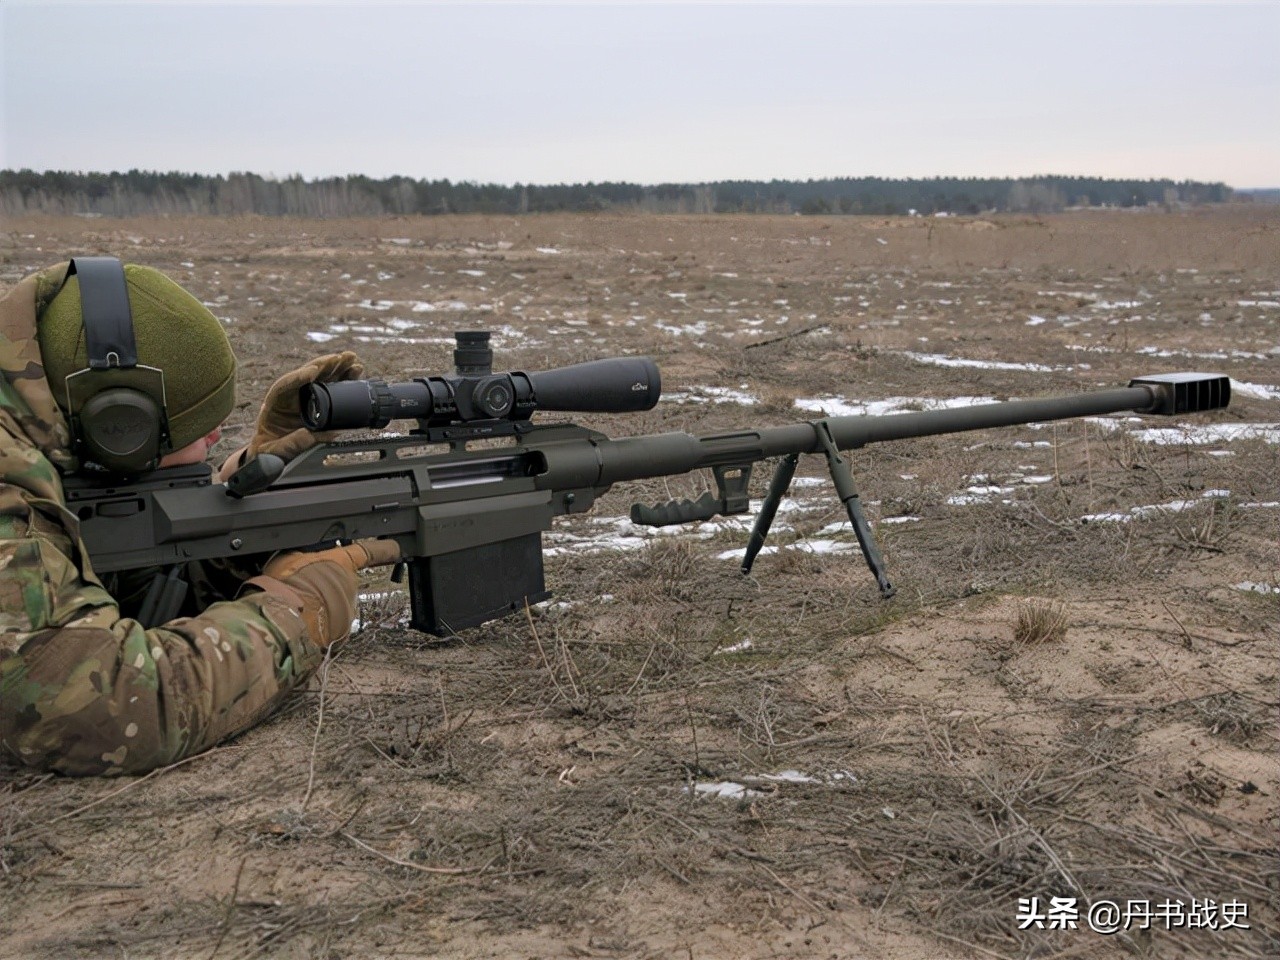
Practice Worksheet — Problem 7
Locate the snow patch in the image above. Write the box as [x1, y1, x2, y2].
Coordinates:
[716, 639, 754, 655]
[655, 320, 709, 337]
[1130, 424, 1280, 446]
[946, 485, 1016, 506]
[794, 395, 998, 418]
[693, 782, 763, 800]
[663, 385, 760, 405]
[1081, 489, 1232, 523]
[1233, 581, 1278, 595]
[903, 351, 1060, 373]
[1229, 379, 1280, 402]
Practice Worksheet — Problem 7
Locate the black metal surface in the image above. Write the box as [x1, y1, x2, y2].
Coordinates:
[815, 421, 893, 598]
[408, 535, 551, 635]
[71, 373, 1228, 633]
[1128, 373, 1231, 415]
[742, 452, 798, 575]
[69, 257, 138, 369]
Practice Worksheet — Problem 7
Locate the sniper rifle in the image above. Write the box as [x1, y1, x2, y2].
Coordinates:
[64, 331, 1232, 634]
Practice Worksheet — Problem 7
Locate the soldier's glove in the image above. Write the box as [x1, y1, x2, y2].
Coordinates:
[250, 539, 401, 649]
[249, 351, 365, 461]
[218, 352, 365, 482]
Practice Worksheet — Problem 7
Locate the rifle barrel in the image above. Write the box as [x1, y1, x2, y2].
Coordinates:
[594, 385, 1157, 486]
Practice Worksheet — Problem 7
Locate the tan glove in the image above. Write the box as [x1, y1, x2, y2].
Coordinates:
[250, 539, 401, 649]
[217, 353, 365, 481]
[248, 351, 366, 462]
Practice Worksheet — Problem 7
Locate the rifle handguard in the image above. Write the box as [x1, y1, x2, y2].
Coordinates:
[631, 492, 723, 527]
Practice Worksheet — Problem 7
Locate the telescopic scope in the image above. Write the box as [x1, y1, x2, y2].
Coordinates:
[300, 331, 661, 431]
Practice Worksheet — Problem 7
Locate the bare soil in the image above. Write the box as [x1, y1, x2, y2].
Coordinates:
[2, 209, 1277, 959]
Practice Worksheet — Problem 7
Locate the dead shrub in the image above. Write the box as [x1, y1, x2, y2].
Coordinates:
[1013, 598, 1068, 645]
[1192, 691, 1266, 744]
[628, 538, 703, 601]
[756, 385, 799, 416]
[1106, 429, 1153, 472]
[768, 542, 828, 577]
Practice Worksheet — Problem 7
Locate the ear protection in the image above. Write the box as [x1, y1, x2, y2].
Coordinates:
[62, 257, 172, 474]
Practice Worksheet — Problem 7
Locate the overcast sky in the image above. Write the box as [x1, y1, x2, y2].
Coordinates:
[2, 2, 1276, 187]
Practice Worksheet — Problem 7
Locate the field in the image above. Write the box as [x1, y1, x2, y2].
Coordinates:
[2, 209, 1277, 959]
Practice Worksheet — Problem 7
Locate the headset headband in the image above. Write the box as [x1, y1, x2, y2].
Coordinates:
[62, 256, 172, 474]
[68, 256, 138, 368]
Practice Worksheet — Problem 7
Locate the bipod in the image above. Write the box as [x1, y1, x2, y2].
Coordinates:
[741, 420, 895, 598]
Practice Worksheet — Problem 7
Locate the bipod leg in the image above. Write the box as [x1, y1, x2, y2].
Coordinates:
[742, 453, 799, 575]
[813, 421, 895, 598]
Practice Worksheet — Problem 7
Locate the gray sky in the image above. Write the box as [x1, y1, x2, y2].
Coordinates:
[2, 1, 1276, 187]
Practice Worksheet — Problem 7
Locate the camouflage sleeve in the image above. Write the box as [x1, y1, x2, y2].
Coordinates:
[0, 418, 326, 776]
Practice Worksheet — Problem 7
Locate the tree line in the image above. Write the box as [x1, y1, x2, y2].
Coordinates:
[0, 168, 1233, 218]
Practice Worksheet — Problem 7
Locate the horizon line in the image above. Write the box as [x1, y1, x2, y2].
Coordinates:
[1, 167, 1254, 190]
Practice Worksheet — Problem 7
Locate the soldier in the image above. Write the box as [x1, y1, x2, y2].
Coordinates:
[0, 259, 396, 775]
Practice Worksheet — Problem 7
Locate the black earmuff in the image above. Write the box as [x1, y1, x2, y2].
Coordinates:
[63, 257, 172, 474]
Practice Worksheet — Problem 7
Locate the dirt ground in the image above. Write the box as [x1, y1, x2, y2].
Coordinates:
[1, 209, 1277, 959]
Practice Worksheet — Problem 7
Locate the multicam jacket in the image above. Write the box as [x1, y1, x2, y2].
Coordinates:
[0, 264, 324, 775]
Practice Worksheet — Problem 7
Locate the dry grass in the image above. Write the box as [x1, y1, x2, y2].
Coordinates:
[1191, 691, 1268, 744]
[1013, 599, 1070, 646]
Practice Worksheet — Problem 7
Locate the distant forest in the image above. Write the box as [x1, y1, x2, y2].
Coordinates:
[0, 169, 1234, 218]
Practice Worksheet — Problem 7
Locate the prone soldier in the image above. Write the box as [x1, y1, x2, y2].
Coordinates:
[3, 259, 1233, 776]
[0, 258, 395, 775]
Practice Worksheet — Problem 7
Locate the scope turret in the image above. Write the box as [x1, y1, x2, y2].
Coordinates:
[300, 331, 661, 431]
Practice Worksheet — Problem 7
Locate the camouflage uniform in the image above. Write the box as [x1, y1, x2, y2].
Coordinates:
[0, 265, 325, 776]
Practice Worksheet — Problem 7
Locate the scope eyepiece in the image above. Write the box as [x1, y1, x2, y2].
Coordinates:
[303, 384, 330, 429]
[301, 378, 404, 431]
[453, 331, 493, 375]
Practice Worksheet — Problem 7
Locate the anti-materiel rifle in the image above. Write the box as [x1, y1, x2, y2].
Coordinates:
[64, 331, 1231, 634]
